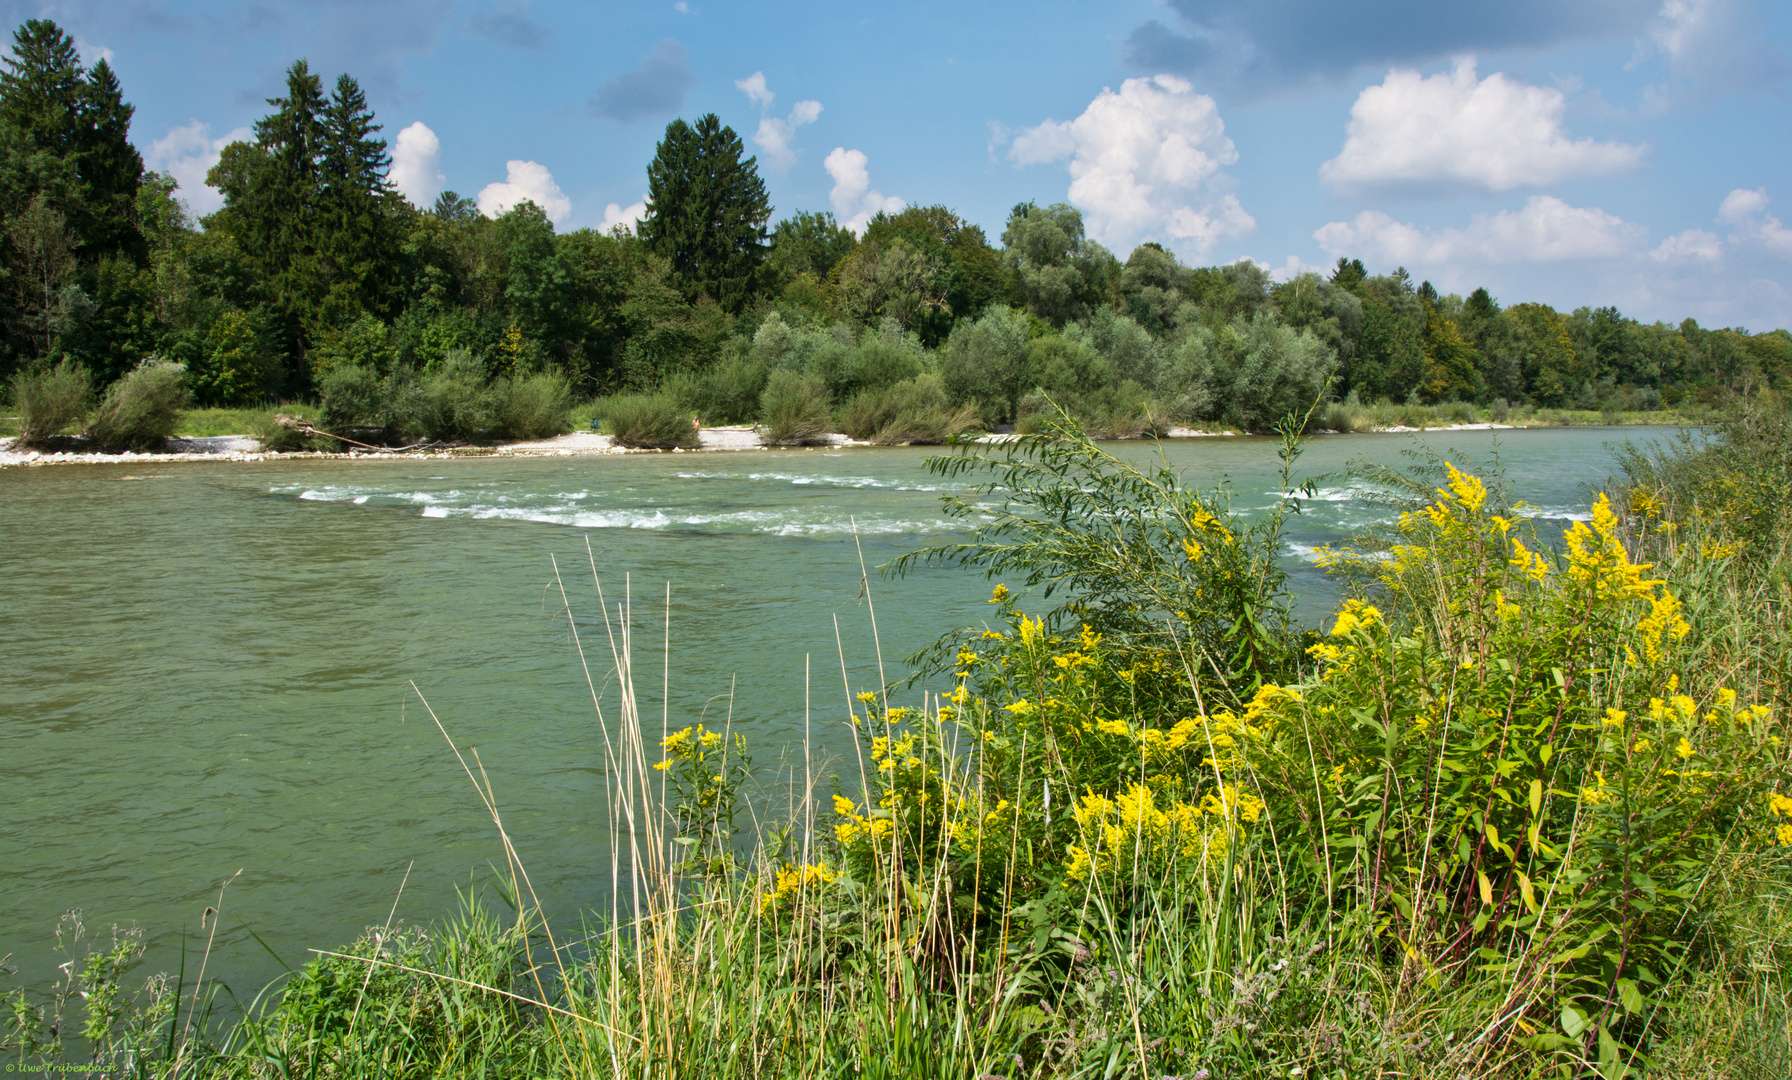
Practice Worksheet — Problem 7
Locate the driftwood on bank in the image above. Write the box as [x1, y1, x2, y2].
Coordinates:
[272, 414, 451, 454]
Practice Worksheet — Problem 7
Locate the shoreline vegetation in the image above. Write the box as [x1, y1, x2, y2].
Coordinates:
[6, 403, 1791, 1077]
[0, 402, 1705, 469]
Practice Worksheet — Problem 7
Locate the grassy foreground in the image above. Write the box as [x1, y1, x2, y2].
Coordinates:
[6, 408, 1791, 1079]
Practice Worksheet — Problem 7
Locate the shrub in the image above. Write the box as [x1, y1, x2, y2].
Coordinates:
[603, 393, 698, 448]
[837, 373, 978, 444]
[665, 355, 769, 425]
[249, 410, 326, 452]
[9, 360, 90, 445]
[414, 351, 496, 442]
[758, 370, 831, 445]
[492, 372, 571, 440]
[84, 360, 189, 451]
[316, 362, 389, 434]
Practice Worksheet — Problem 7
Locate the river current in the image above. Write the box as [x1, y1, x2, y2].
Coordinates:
[0, 426, 1671, 995]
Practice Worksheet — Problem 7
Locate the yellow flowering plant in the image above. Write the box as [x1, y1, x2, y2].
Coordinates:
[655, 723, 751, 875]
[1242, 464, 1789, 1062]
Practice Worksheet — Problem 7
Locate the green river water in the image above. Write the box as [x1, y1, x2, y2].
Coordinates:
[0, 426, 1670, 996]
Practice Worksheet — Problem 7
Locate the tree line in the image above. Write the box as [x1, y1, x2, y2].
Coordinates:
[3, 18, 1788, 428]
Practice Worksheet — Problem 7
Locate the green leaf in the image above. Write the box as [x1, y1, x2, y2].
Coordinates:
[1561, 1005, 1588, 1039]
[1617, 978, 1643, 1015]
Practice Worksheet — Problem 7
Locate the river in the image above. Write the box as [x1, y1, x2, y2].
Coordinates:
[0, 426, 1671, 997]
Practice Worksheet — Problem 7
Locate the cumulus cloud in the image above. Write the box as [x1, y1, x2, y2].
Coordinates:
[462, 3, 552, 50]
[591, 39, 694, 123]
[1320, 58, 1645, 192]
[74, 37, 114, 66]
[1122, 0, 1657, 92]
[1651, 228, 1724, 262]
[145, 121, 253, 215]
[824, 148, 905, 236]
[602, 195, 649, 234]
[389, 121, 446, 208]
[1314, 195, 1644, 264]
[734, 72, 821, 171]
[1718, 188, 1792, 256]
[734, 71, 774, 109]
[1648, 0, 1789, 95]
[476, 160, 571, 224]
[1010, 74, 1254, 259]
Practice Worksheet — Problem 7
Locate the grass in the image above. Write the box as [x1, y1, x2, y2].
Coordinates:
[1316, 397, 1697, 433]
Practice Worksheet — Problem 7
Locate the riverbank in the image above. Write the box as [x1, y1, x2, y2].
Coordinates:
[0, 411, 1696, 469]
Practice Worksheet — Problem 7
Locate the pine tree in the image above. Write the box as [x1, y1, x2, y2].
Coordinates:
[641, 113, 770, 313]
[317, 73, 401, 323]
[0, 20, 84, 156]
[74, 58, 144, 263]
[0, 21, 144, 264]
[210, 61, 327, 354]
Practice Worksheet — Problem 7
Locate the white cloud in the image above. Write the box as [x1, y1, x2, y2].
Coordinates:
[1270, 254, 1328, 282]
[1320, 58, 1645, 192]
[734, 71, 773, 110]
[1315, 196, 1645, 265]
[476, 160, 571, 224]
[1648, 0, 1790, 95]
[389, 121, 445, 208]
[74, 38, 114, 66]
[145, 121, 252, 215]
[1010, 73, 1253, 259]
[1651, 228, 1724, 262]
[753, 101, 822, 171]
[824, 147, 905, 236]
[735, 73, 821, 171]
[602, 195, 648, 234]
[1718, 187, 1792, 256]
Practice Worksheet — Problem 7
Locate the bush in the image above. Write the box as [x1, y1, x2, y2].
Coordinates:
[665, 355, 769, 425]
[603, 393, 698, 449]
[758, 370, 831, 445]
[316, 362, 390, 435]
[836, 373, 977, 444]
[249, 410, 327, 452]
[9, 360, 90, 446]
[493, 372, 571, 440]
[84, 360, 189, 451]
[413, 352, 496, 442]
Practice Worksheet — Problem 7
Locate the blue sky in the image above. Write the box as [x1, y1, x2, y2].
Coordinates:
[24, 0, 1792, 329]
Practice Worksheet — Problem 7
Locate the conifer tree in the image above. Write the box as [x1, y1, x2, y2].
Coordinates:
[0, 21, 143, 263]
[641, 113, 770, 313]
[317, 73, 401, 323]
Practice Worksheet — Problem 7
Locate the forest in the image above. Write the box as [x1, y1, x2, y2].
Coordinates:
[3, 16, 1791, 439]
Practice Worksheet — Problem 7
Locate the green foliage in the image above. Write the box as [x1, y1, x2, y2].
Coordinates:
[492, 371, 571, 440]
[837, 372, 977, 444]
[757, 368, 831, 445]
[640, 113, 770, 312]
[940, 305, 1030, 423]
[9, 357, 88, 444]
[1002, 201, 1117, 326]
[83, 358, 187, 449]
[602, 391, 698, 448]
[892, 409, 1306, 684]
[664, 352, 767, 425]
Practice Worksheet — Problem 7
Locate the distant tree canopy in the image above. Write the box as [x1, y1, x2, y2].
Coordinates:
[2, 16, 1788, 422]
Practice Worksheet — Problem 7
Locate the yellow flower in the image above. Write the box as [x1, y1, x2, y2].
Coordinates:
[1675, 737, 1694, 760]
[1603, 708, 1627, 728]
[989, 583, 1010, 604]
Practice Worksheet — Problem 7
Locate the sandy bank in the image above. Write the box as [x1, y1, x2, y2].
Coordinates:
[0, 420, 1565, 469]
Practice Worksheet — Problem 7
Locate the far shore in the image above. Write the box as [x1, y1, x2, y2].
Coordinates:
[0, 416, 1688, 470]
